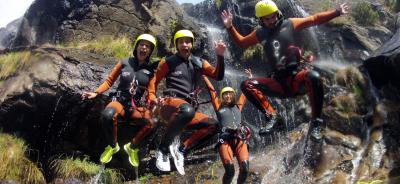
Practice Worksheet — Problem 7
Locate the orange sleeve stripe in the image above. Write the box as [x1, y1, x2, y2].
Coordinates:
[95, 62, 122, 94]
[228, 26, 259, 48]
[148, 59, 169, 101]
[291, 9, 340, 31]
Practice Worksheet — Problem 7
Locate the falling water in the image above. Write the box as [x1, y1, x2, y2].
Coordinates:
[44, 95, 63, 145]
[89, 165, 105, 184]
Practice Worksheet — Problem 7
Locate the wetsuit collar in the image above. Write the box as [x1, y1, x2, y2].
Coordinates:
[176, 52, 191, 62]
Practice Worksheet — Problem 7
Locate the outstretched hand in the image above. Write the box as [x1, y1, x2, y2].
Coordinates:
[245, 68, 253, 78]
[338, 3, 349, 15]
[221, 10, 233, 29]
[214, 40, 226, 56]
[81, 91, 98, 100]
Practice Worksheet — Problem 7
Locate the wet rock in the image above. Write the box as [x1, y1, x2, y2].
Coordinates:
[324, 130, 361, 150]
[329, 171, 349, 184]
[314, 144, 354, 178]
[324, 106, 368, 137]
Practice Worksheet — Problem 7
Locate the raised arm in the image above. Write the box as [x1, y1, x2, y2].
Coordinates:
[221, 9, 259, 48]
[201, 40, 226, 80]
[237, 68, 252, 111]
[147, 59, 169, 102]
[202, 75, 220, 110]
[291, 3, 349, 31]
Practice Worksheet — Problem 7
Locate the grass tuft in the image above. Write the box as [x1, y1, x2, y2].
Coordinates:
[0, 133, 45, 184]
[64, 36, 133, 59]
[0, 51, 38, 80]
[51, 156, 123, 183]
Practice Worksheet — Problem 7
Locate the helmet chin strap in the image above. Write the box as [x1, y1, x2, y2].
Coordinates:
[259, 10, 284, 28]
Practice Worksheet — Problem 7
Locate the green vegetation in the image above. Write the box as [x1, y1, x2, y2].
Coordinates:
[139, 173, 154, 183]
[194, 162, 221, 184]
[385, 0, 400, 12]
[215, 0, 222, 9]
[335, 66, 367, 100]
[0, 133, 45, 184]
[169, 18, 179, 33]
[66, 36, 133, 59]
[51, 156, 123, 183]
[242, 44, 264, 62]
[332, 95, 357, 115]
[351, 2, 379, 26]
[0, 51, 38, 80]
[328, 16, 353, 26]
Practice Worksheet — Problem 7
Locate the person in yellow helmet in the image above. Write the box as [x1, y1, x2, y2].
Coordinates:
[81, 33, 159, 167]
[148, 29, 226, 175]
[221, 0, 349, 139]
[202, 69, 253, 184]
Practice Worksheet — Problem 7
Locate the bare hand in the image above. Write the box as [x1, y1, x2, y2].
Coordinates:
[214, 40, 226, 56]
[221, 10, 233, 29]
[157, 97, 166, 106]
[244, 68, 253, 78]
[338, 3, 349, 15]
[81, 91, 98, 100]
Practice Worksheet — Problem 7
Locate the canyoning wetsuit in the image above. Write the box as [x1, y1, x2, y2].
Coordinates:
[148, 53, 224, 154]
[95, 57, 159, 147]
[227, 9, 341, 121]
[203, 76, 249, 184]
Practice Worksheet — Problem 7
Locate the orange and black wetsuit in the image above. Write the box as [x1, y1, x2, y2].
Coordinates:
[228, 9, 341, 121]
[96, 57, 159, 148]
[148, 53, 224, 154]
[203, 76, 249, 184]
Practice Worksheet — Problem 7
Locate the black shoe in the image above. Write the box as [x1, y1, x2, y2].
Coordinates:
[259, 127, 272, 136]
[259, 114, 279, 136]
[309, 118, 323, 140]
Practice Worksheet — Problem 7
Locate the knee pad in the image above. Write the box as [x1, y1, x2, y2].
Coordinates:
[238, 160, 249, 184]
[240, 79, 253, 91]
[177, 103, 195, 122]
[240, 160, 249, 175]
[223, 163, 235, 182]
[306, 70, 322, 85]
[101, 108, 116, 126]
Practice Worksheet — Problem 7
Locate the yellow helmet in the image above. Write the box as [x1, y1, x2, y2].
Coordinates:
[255, 0, 279, 18]
[173, 29, 194, 48]
[220, 87, 236, 98]
[133, 34, 157, 51]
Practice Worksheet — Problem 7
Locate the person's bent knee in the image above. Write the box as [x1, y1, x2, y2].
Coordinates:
[239, 160, 249, 176]
[223, 163, 235, 183]
[306, 70, 322, 84]
[101, 108, 116, 124]
[240, 79, 254, 91]
[178, 103, 195, 122]
[238, 160, 249, 183]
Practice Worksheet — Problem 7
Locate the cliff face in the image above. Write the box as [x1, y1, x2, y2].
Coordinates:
[0, 18, 22, 49]
[10, 0, 206, 55]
